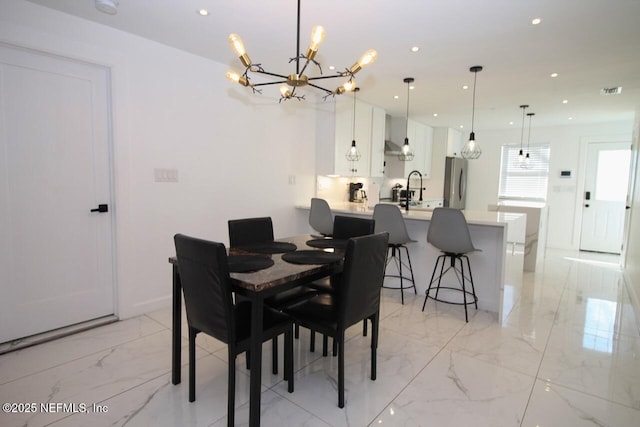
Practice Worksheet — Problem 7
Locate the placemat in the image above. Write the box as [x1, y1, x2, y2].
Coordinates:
[236, 241, 297, 254]
[305, 238, 348, 249]
[281, 250, 343, 265]
[227, 255, 274, 273]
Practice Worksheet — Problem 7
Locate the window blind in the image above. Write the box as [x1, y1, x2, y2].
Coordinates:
[498, 143, 550, 201]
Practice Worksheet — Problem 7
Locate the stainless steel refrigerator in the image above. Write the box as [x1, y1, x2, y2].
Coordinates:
[443, 156, 468, 209]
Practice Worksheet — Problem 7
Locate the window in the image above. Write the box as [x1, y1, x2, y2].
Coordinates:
[498, 143, 550, 201]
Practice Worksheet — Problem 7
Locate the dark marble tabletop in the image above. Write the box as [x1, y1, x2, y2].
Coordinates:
[169, 234, 343, 292]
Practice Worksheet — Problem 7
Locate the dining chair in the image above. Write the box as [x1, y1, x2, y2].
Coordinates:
[308, 215, 376, 354]
[309, 198, 334, 237]
[228, 216, 274, 247]
[173, 234, 294, 427]
[228, 217, 318, 348]
[421, 207, 479, 322]
[285, 232, 389, 408]
[373, 203, 417, 304]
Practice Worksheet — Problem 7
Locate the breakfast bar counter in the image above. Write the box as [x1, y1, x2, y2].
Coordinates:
[296, 203, 525, 322]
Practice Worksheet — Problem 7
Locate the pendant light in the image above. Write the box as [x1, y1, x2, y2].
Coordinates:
[518, 104, 529, 164]
[345, 87, 361, 161]
[525, 112, 535, 167]
[399, 77, 415, 161]
[462, 66, 483, 159]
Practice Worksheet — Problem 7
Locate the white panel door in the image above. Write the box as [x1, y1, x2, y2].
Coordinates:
[0, 44, 114, 343]
[580, 142, 631, 253]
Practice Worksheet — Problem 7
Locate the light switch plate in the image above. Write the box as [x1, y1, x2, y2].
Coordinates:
[155, 168, 178, 182]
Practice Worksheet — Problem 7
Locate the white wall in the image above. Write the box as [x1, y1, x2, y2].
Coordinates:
[1, 1, 318, 318]
[465, 122, 633, 249]
[623, 110, 640, 332]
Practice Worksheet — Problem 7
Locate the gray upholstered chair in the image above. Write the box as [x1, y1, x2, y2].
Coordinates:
[422, 207, 479, 322]
[309, 198, 334, 237]
[373, 204, 416, 304]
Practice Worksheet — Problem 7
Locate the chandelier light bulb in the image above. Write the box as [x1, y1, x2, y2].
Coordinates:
[306, 26, 326, 60]
[279, 84, 292, 98]
[349, 49, 378, 74]
[228, 33, 252, 67]
[225, 70, 249, 87]
[342, 79, 356, 92]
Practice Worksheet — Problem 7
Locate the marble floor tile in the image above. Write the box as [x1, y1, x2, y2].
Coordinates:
[1, 249, 638, 427]
[277, 327, 441, 427]
[375, 349, 535, 427]
[0, 315, 165, 385]
[521, 378, 640, 427]
[539, 324, 640, 409]
[446, 310, 552, 377]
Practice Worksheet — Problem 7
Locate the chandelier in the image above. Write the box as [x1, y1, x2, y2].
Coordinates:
[225, 0, 377, 102]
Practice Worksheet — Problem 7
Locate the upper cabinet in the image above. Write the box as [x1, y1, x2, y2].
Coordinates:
[439, 127, 463, 157]
[316, 97, 385, 177]
[386, 117, 433, 178]
[369, 106, 386, 177]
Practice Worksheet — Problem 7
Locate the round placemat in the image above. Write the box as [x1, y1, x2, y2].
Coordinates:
[281, 250, 343, 265]
[305, 238, 348, 249]
[236, 241, 297, 254]
[227, 255, 274, 273]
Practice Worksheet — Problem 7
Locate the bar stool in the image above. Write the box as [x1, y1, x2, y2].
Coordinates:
[309, 198, 333, 237]
[422, 207, 479, 322]
[373, 204, 416, 304]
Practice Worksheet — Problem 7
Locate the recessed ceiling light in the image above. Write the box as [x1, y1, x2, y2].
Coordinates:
[550, 73, 558, 78]
[568, 117, 573, 120]
[509, 121, 514, 125]
[198, 9, 209, 16]
[411, 46, 420, 52]
[328, 65, 336, 71]
[459, 125, 464, 129]
[409, 85, 415, 90]
[394, 95, 399, 99]
[433, 113, 438, 117]
[532, 18, 542, 25]
[462, 85, 469, 90]
[562, 99, 568, 104]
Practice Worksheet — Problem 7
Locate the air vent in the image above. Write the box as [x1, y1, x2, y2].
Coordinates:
[600, 86, 622, 95]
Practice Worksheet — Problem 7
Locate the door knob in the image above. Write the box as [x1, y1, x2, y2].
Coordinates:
[90, 204, 109, 213]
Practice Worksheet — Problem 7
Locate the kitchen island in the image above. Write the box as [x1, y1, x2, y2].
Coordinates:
[296, 202, 525, 323]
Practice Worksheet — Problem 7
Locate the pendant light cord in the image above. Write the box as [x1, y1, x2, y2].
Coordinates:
[352, 89, 357, 140]
[405, 81, 410, 137]
[520, 105, 527, 151]
[527, 113, 534, 151]
[471, 71, 477, 132]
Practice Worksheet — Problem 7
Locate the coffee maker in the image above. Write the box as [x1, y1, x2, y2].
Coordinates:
[348, 182, 364, 202]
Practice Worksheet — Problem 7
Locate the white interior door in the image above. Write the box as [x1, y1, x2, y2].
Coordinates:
[0, 44, 114, 343]
[580, 142, 631, 253]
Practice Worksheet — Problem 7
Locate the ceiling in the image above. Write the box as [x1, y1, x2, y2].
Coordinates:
[26, 0, 640, 132]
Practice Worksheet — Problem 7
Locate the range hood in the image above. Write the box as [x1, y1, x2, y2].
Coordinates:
[385, 140, 403, 155]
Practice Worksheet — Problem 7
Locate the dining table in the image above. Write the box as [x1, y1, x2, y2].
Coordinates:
[168, 234, 344, 427]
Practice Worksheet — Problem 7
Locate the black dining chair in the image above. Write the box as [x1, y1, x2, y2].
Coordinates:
[285, 232, 389, 408]
[307, 215, 376, 354]
[228, 217, 319, 347]
[228, 216, 274, 248]
[173, 234, 294, 427]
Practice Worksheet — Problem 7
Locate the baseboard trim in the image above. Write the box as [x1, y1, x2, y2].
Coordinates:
[622, 271, 640, 337]
[0, 315, 119, 355]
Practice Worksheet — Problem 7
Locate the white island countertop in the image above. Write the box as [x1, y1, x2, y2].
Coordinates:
[299, 202, 524, 228]
[296, 202, 526, 323]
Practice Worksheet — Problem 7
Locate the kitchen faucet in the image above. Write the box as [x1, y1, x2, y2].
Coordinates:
[406, 170, 423, 213]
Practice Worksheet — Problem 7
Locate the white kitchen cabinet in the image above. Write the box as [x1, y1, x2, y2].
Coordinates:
[436, 127, 463, 157]
[316, 97, 387, 177]
[387, 117, 433, 178]
[369, 106, 386, 177]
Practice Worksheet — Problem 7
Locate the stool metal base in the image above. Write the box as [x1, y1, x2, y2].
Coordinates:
[382, 244, 416, 304]
[422, 253, 478, 322]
